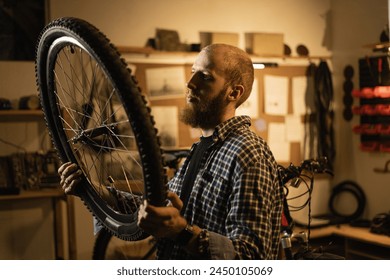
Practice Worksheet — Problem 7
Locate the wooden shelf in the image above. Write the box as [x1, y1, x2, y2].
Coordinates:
[0, 110, 43, 122]
[346, 239, 390, 260]
[302, 224, 390, 247]
[0, 188, 64, 201]
[117, 46, 331, 61]
[117, 46, 197, 57]
[297, 224, 390, 260]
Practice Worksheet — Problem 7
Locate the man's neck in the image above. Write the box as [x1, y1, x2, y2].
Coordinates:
[201, 129, 214, 137]
[200, 108, 237, 137]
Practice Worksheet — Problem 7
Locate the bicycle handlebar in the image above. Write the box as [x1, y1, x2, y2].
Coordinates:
[278, 156, 333, 186]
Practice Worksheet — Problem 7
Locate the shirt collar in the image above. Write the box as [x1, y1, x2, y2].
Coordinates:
[212, 115, 252, 142]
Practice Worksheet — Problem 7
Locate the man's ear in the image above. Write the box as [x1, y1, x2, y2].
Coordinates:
[227, 85, 244, 101]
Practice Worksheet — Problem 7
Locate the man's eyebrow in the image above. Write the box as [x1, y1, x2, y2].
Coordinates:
[191, 67, 212, 73]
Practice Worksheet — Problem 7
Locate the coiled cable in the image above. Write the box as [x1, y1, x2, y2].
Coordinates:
[328, 180, 366, 223]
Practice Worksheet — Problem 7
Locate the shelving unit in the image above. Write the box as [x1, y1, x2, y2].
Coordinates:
[114, 46, 332, 165]
[0, 189, 69, 259]
[351, 86, 390, 152]
[0, 109, 76, 259]
[299, 224, 390, 260]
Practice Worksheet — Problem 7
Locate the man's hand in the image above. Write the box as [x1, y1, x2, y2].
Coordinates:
[58, 162, 82, 195]
[137, 191, 187, 239]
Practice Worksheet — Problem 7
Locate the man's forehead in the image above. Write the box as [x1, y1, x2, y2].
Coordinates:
[192, 50, 223, 72]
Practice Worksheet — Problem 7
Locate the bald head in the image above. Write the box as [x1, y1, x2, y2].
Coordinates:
[201, 44, 254, 107]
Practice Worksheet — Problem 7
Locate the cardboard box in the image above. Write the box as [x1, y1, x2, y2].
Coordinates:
[245, 32, 284, 56]
[200, 32, 239, 48]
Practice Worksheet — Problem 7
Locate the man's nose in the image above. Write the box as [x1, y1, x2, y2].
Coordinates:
[187, 81, 197, 90]
[186, 72, 200, 90]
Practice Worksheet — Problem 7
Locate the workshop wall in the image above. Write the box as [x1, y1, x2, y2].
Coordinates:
[0, 0, 388, 259]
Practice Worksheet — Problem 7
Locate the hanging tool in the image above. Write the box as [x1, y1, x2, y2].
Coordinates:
[373, 159, 390, 173]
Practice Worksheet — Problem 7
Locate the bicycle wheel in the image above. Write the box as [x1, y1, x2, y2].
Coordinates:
[35, 17, 167, 241]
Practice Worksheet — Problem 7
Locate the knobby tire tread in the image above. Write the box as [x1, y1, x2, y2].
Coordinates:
[35, 17, 166, 241]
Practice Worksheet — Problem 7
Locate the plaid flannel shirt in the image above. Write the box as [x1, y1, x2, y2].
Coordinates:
[156, 115, 284, 259]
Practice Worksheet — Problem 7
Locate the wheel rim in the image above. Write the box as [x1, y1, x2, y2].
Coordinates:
[46, 35, 146, 238]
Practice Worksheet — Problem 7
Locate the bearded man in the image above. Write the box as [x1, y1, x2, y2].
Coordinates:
[138, 44, 284, 259]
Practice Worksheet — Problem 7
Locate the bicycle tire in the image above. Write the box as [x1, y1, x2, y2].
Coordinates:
[35, 17, 167, 241]
[92, 228, 113, 260]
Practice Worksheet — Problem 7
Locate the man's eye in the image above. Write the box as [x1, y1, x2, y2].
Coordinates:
[191, 70, 213, 81]
[202, 73, 213, 80]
